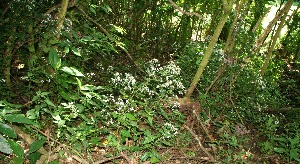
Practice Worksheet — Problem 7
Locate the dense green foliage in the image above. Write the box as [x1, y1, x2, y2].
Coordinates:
[0, 0, 299, 163]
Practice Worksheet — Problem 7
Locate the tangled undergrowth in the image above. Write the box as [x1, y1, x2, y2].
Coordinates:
[1, 45, 299, 163]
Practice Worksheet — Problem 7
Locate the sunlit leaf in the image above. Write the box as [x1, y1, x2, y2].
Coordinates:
[150, 156, 160, 163]
[162, 141, 172, 146]
[45, 99, 56, 107]
[71, 47, 81, 56]
[64, 46, 69, 53]
[125, 113, 137, 121]
[80, 36, 92, 42]
[140, 152, 151, 161]
[121, 130, 131, 138]
[4, 114, 35, 125]
[0, 123, 17, 138]
[0, 135, 13, 154]
[49, 48, 61, 69]
[60, 67, 84, 77]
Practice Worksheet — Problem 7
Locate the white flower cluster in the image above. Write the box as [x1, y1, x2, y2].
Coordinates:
[145, 59, 185, 96]
[161, 122, 178, 139]
[111, 72, 136, 91]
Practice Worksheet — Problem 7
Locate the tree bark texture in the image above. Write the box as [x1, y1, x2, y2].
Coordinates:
[56, 0, 69, 38]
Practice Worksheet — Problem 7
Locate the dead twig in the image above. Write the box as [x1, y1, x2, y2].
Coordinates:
[30, 125, 89, 164]
[183, 125, 216, 162]
[120, 152, 132, 164]
[192, 110, 215, 142]
[93, 155, 122, 164]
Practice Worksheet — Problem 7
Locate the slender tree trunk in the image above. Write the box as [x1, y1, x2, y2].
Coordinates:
[3, 28, 16, 88]
[206, 0, 245, 94]
[261, 0, 293, 76]
[251, 7, 271, 33]
[28, 23, 36, 69]
[255, 0, 294, 52]
[184, 0, 234, 100]
[56, 0, 69, 38]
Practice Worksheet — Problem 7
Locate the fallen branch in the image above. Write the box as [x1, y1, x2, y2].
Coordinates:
[183, 125, 216, 162]
[30, 125, 89, 164]
[192, 110, 215, 142]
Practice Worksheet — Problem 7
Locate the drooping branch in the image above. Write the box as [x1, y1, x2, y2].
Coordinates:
[167, 0, 203, 20]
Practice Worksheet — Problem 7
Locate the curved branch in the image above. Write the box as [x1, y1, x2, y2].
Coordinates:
[167, 0, 203, 20]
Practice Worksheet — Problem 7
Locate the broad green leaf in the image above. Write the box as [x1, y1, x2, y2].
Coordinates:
[121, 130, 131, 138]
[0, 101, 5, 107]
[71, 47, 81, 56]
[290, 148, 300, 161]
[272, 137, 287, 142]
[49, 48, 61, 69]
[45, 99, 56, 107]
[26, 108, 39, 119]
[0, 123, 17, 138]
[80, 36, 92, 42]
[49, 39, 58, 45]
[143, 135, 155, 144]
[58, 90, 72, 101]
[29, 140, 46, 153]
[8, 139, 24, 157]
[64, 46, 70, 53]
[125, 113, 137, 121]
[150, 156, 160, 163]
[76, 77, 82, 89]
[13, 157, 24, 164]
[90, 6, 96, 15]
[162, 141, 172, 146]
[0, 134, 13, 154]
[100, 5, 112, 14]
[129, 146, 141, 152]
[140, 152, 151, 161]
[27, 151, 42, 164]
[71, 30, 79, 40]
[274, 147, 287, 154]
[60, 67, 84, 77]
[62, 31, 73, 41]
[289, 137, 300, 147]
[4, 114, 35, 125]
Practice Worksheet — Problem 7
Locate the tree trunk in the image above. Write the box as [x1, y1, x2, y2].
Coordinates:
[3, 28, 16, 88]
[56, 0, 69, 38]
[184, 0, 234, 100]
